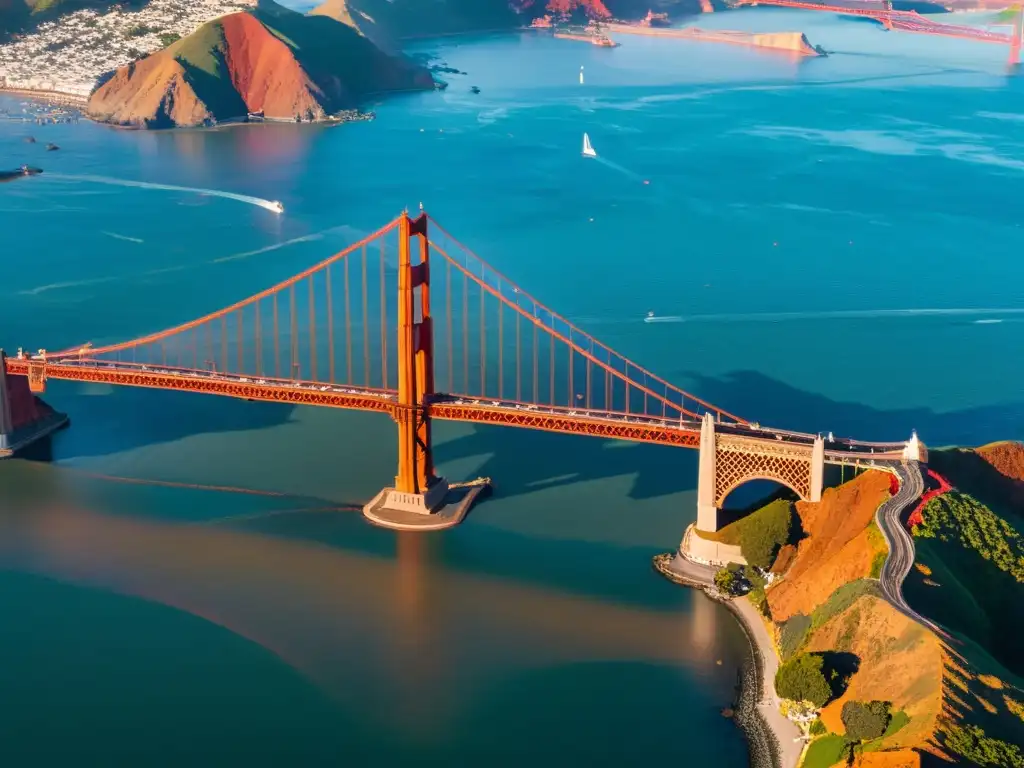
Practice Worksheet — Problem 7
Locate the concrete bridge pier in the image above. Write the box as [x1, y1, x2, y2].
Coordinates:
[676, 413, 825, 569]
[0, 350, 69, 458]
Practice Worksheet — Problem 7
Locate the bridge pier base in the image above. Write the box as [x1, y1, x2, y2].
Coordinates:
[0, 350, 69, 458]
[363, 478, 492, 532]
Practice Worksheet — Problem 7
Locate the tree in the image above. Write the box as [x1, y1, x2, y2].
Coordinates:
[714, 567, 738, 595]
[841, 700, 891, 742]
[775, 653, 833, 707]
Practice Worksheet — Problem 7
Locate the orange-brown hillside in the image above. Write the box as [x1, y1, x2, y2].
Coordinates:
[87, 53, 217, 128]
[850, 751, 921, 768]
[805, 594, 944, 750]
[88, 1, 433, 128]
[767, 471, 891, 622]
[976, 441, 1024, 483]
[927, 441, 1024, 513]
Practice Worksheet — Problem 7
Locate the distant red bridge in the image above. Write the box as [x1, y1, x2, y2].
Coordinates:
[733, 0, 1024, 62]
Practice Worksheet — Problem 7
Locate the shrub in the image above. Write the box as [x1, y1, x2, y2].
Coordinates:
[841, 700, 891, 742]
[775, 652, 832, 707]
[809, 718, 827, 736]
[780, 613, 812, 660]
[714, 567, 739, 595]
[944, 724, 1024, 767]
[914, 492, 1024, 583]
[738, 499, 795, 569]
[803, 734, 849, 768]
[869, 550, 887, 579]
[809, 579, 881, 631]
[746, 568, 771, 618]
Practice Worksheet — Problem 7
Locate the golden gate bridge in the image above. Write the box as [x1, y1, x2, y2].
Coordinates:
[733, 0, 1024, 63]
[0, 212, 920, 535]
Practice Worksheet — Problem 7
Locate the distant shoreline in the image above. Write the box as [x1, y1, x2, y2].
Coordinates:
[0, 87, 87, 107]
[0, 84, 379, 130]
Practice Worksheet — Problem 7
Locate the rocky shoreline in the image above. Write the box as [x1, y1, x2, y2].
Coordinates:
[652, 553, 783, 768]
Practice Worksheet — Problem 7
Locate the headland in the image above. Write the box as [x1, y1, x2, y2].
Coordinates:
[603, 23, 825, 55]
[656, 450, 1024, 768]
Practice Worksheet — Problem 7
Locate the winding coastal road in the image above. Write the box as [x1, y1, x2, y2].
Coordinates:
[874, 460, 940, 630]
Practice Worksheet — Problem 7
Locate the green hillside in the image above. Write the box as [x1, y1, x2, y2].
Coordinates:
[166, 18, 247, 119]
[904, 446, 1024, 765]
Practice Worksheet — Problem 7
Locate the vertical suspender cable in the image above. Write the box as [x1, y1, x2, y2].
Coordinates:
[309, 276, 318, 382]
[273, 292, 280, 379]
[326, 264, 334, 383]
[344, 255, 352, 385]
[236, 308, 243, 374]
[255, 301, 262, 377]
[462, 267, 469, 394]
[515, 311, 521, 402]
[532, 321, 538, 403]
[497, 279, 503, 400]
[362, 245, 369, 387]
[479, 267, 486, 396]
[446, 257, 453, 394]
[549, 321, 555, 405]
[290, 284, 298, 380]
[380, 238, 388, 389]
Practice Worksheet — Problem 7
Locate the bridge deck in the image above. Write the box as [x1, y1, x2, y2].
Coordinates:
[5, 357, 909, 462]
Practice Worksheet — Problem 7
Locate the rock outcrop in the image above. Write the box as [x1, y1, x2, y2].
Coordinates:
[87, 55, 216, 128]
[87, 0, 433, 128]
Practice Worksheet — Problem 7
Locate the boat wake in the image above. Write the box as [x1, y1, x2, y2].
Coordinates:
[643, 308, 1024, 324]
[643, 315, 684, 323]
[46, 174, 283, 212]
[595, 156, 645, 183]
[102, 231, 144, 244]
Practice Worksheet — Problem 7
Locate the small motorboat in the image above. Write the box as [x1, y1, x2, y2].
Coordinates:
[45, 143, 59, 151]
[0, 165, 43, 182]
[470, 86, 480, 94]
[269, 201, 285, 214]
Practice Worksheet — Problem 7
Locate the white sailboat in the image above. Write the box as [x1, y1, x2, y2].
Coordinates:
[579, 66, 584, 85]
[582, 132, 596, 158]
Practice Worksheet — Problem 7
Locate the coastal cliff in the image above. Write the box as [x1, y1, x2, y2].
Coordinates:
[86, 0, 433, 128]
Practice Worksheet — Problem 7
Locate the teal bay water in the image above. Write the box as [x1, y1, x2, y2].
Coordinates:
[1, 10, 1024, 764]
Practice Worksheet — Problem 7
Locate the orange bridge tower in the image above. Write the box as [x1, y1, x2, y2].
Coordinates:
[363, 212, 450, 526]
